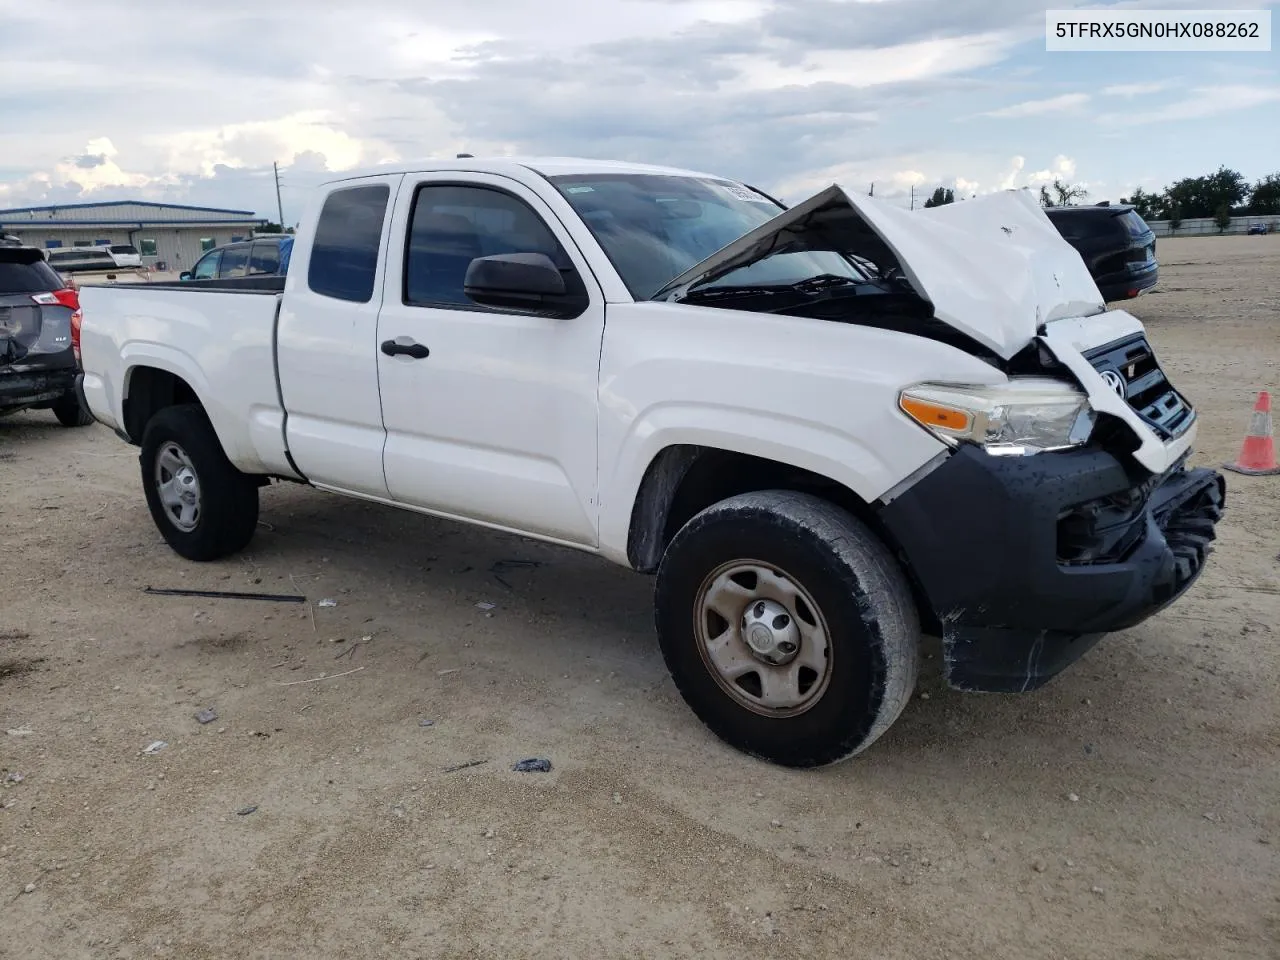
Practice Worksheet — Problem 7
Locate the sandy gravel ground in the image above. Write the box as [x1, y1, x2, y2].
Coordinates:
[2, 235, 1277, 959]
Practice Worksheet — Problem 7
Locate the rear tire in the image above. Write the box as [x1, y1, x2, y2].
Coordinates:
[655, 490, 919, 767]
[140, 404, 259, 561]
[52, 390, 95, 427]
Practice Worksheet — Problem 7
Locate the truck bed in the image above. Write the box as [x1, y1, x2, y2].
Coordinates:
[78, 282, 296, 477]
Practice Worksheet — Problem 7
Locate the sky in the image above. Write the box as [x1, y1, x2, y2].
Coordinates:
[0, 0, 1277, 221]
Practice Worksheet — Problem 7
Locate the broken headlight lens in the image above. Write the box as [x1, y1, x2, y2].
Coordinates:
[899, 378, 1095, 456]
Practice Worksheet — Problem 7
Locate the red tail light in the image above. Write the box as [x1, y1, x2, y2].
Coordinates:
[54, 287, 84, 365]
[71, 307, 84, 365]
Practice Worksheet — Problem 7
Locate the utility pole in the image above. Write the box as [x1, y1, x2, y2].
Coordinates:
[910, 185, 914, 210]
[273, 161, 285, 229]
[869, 182, 874, 197]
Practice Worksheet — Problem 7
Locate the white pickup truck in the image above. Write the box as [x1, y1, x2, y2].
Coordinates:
[77, 157, 1225, 767]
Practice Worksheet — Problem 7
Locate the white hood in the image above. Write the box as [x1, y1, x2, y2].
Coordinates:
[655, 184, 1107, 360]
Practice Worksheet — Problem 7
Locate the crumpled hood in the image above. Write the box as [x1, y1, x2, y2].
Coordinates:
[654, 184, 1107, 360]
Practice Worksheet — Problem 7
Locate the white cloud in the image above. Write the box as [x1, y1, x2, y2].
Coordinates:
[1101, 81, 1171, 97]
[977, 93, 1090, 119]
[1027, 155, 1078, 185]
[1099, 84, 1280, 125]
[1, 0, 1277, 216]
[728, 31, 1018, 90]
[998, 156, 1026, 191]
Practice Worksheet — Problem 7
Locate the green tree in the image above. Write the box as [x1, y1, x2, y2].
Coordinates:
[1163, 166, 1248, 219]
[1052, 179, 1089, 206]
[1122, 187, 1161, 220]
[1168, 202, 1183, 232]
[922, 186, 955, 208]
[1248, 173, 1280, 215]
[1039, 185, 1053, 208]
[1214, 203, 1233, 233]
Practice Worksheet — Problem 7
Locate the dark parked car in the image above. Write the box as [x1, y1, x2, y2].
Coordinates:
[1045, 203, 1158, 302]
[1247, 223, 1269, 236]
[181, 236, 293, 281]
[0, 245, 94, 426]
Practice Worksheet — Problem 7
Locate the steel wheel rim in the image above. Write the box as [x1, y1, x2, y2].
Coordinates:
[693, 560, 833, 717]
[154, 441, 202, 533]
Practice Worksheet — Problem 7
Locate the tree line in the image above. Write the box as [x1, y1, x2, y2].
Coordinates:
[916, 167, 1279, 228]
[1122, 168, 1279, 228]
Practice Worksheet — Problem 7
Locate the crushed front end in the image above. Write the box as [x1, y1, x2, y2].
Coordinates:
[880, 317, 1225, 693]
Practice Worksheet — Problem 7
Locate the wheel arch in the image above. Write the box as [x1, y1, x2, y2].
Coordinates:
[122, 364, 205, 444]
[626, 444, 942, 635]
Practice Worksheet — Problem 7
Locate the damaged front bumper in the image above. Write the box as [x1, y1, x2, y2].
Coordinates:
[878, 444, 1225, 693]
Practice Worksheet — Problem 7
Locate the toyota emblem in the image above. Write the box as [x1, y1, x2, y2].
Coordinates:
[1100, 369, 1126, 398]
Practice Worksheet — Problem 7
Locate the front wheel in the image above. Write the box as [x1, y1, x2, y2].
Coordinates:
[140, 404, 259, 561]
[655, 490, 920, 767]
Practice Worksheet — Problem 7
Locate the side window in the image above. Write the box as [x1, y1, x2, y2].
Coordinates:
[247, 241, 280, 275]
[403, 184, 578, 308]
[219, 244, 250, 278]
[193, 251, 220, 280]
[308, 184, 390, 303]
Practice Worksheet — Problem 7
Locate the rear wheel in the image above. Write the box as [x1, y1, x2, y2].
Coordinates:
[52, 390, 94, 427]
[655, 490, 919, 767]
[140, 404, 259, 561]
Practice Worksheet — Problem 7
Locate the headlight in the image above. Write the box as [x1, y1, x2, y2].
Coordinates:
[899, 377, 1095, 456]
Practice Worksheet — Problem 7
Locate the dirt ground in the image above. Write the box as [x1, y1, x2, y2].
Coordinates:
[2, 235, 1277, 960]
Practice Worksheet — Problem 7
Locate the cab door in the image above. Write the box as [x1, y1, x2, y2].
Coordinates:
[374, 173, 605, 546]
[276, 175, 402, 498]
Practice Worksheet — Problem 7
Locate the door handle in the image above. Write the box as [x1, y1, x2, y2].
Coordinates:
[381, 339, 430, 359]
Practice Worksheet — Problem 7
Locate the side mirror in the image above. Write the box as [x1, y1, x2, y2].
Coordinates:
[179, 272, 192, 281]
[464, 253, 571, 310]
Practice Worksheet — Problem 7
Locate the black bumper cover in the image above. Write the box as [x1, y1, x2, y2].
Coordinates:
[879, 445, 1225, 693]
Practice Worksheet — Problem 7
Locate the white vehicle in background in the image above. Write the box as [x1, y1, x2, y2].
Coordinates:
[46, 247, 118, 274]
[75, 157, 1225, 767]
[104, 243, 142, 268]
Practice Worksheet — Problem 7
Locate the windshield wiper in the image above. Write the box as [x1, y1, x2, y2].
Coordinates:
[679, 273, 863, 302]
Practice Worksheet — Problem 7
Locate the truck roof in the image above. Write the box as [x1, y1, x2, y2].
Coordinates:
[321, 156, 730, 186]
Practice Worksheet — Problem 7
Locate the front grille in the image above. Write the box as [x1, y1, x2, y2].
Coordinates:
[1085, 334, 1194, 440]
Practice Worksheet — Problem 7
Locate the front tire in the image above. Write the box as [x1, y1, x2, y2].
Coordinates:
[140, 404, 259, 561]
[52, 390, 95, 427]
[655, 490, 919, 767]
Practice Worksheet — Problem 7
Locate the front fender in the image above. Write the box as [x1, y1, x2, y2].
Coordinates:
[595, 301, 1006, 566]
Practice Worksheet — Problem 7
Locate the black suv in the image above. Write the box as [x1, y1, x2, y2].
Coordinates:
[1045, 203, 1158, 302]
[1, 245, 94, 427]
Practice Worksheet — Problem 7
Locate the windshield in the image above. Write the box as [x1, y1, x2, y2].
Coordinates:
[548, 173, 867, 299]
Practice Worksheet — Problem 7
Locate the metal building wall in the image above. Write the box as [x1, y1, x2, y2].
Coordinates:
[2, 222, 261, 269]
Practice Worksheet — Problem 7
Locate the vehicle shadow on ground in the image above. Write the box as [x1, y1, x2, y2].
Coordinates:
[226, 482, 1211, 785]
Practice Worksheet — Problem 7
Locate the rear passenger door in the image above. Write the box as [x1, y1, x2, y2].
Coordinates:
[247, 241, 281, 276]
[276, 176, 402, 498]
[217, 243, 251, 279]
[375, 174, 605, 546]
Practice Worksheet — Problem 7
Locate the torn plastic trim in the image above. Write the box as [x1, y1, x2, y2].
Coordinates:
[1038, 311, 1197, 475]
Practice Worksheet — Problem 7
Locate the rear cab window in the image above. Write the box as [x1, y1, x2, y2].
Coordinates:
[308, 184, 391, 302]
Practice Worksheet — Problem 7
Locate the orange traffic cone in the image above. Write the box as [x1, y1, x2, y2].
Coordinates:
[1223, 391, 1280, 475]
